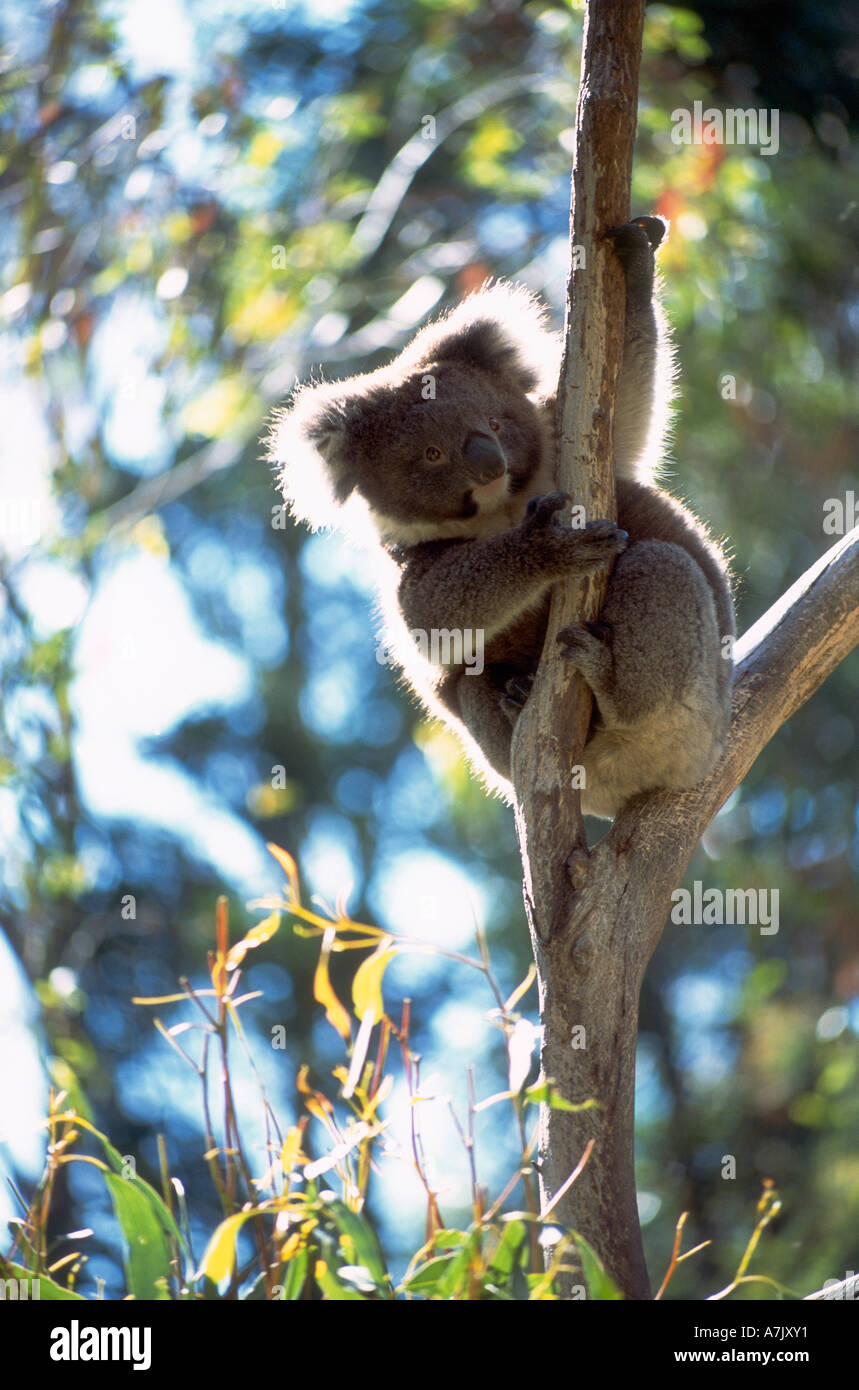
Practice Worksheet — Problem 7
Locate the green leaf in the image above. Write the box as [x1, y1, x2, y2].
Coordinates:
[403, 1253, 458, 1295]
[320, 1194, 390, 1294]
[574, 1232, 623, 1301]
[276, 1247, 310, 1301]
[103, 1172, 173, 1301]
[405, 1233, 479, 1300]
[63, 1114, 187, 1253]
[487, 1219, 527, 1281]
[62, 1114, 186, 1299]
[436, 1242, 474, 1299]
[430, 1228, 469, 1251]
[314, 1258, 368, 1301]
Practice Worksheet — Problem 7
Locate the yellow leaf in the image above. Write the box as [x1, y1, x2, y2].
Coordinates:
[280, 1122, 308, 1176]
[210, 952, 227, 998]
[195, 1211, 249, 1284]
[352, 938, 398, 1025]
[314, 928, 351, 1041]
[267, 843, 301, 905]
[297, 1066, 336, 1128]
[280, 1232, 301, 1263]
[226, 910, 281, 970]
[132, 992, 191, 1005]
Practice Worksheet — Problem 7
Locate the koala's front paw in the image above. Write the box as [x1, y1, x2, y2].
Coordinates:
[525, 491, 573, 526]
[523, 494, 627, 571]
[605, 216, 666, 301]
[605, 215, 666, 257]
[561, 519, 628, 571]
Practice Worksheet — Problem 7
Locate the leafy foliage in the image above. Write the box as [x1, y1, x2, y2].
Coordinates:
[3, 851, 802, 1301]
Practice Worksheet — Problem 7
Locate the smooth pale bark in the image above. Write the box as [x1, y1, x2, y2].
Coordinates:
[510, 0, 859, 1301]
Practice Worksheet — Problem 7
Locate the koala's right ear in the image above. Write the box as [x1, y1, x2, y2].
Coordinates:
[265, 381, 362, 529]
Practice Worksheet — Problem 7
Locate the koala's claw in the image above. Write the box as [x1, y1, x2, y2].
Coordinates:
[555, 521, 627, 572]
[605, 215, 666, 257]
[525, 492, 573, 525]
[580, 521, 628, 555]
[631, 215, 667, 249]
[583, 519, 624, 539]
[504, 673, 535, 706]
[500, 672, 535, 725]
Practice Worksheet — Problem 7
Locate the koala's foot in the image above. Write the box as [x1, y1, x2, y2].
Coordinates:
[500, 672, 534, 725]
[565, 846, 590, 891]
[557, 621, 617, 715]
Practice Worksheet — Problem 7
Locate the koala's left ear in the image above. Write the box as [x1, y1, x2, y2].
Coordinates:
[397, 282, 556, 394]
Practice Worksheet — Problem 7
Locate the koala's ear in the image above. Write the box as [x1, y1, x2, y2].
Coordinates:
[265, 381, 362, 529]
[398, 281, 556, 394]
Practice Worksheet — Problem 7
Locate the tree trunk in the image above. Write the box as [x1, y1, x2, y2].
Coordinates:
[510, 0, 859, 1301]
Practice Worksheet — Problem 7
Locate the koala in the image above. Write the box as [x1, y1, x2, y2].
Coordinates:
[268, 217, 734, 818]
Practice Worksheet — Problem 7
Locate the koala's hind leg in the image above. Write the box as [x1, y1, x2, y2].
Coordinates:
[558, 540, 731, 817]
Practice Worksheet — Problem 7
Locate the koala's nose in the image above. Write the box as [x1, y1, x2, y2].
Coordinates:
[463, 432, 505, 483]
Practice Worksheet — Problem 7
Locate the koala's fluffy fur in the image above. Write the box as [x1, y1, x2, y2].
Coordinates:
[268, 219, 734, 818]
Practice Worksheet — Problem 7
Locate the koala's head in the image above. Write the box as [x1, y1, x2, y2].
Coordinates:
[268, 282, 558, 546]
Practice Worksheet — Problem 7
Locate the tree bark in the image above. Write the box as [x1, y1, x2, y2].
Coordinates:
[511, 0, 650, 1301]
[510, 0, 859, 1302]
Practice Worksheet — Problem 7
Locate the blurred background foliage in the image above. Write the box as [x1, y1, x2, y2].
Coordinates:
[0, 0, 857, 1298]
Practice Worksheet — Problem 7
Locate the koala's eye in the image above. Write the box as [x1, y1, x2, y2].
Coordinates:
[488, 417, 501, 431]
[425, 446, 442, 462]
